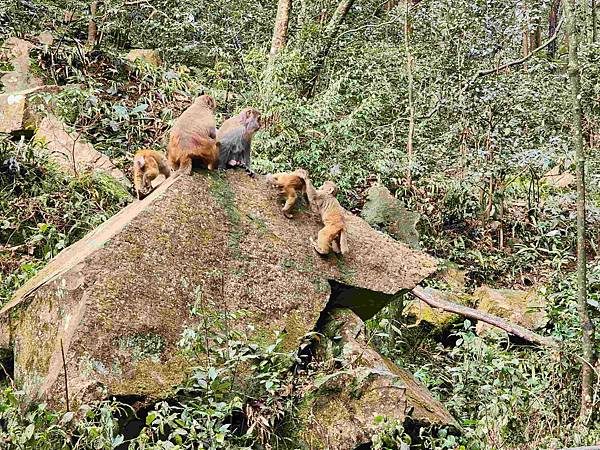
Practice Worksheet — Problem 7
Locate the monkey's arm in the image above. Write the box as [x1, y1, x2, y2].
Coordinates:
[303, 178, 320, 206]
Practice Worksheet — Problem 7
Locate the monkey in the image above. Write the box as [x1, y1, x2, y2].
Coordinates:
[295, 171, 349, 255]
[133, 149, 171, 200]
[216, 107, 261, 178]
[167, 94, 219, 175]
[265, 170, 307, 218]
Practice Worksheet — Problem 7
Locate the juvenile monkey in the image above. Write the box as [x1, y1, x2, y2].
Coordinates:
[265, 170, 307, 218]
[133, 149, 171, 199]
[296, 171, 349, 255]
[217, 107, 261, 177]
[167, 94, 219, 175]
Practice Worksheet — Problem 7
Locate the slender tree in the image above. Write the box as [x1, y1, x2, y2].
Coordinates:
[270, 0, 292, 57]
[404, 0, 415, 189]
[548, 0, 561, 58]
[86, 1, 99, 47]
[563, 0, 596, 421]
[593, 0, 597, 42]
[306, 0, 355, 95]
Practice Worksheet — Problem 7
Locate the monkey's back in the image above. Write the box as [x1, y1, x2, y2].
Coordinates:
[171, 103, 216, 149]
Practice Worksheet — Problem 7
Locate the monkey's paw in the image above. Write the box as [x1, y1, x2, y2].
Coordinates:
[309, 238, 328, 256]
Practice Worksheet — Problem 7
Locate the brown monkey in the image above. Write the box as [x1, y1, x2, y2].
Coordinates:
[133, 149, 171, 200]
[216, 107, 261, 177]
[296, 171, 349, 255]
[167, 94, 219, 175]
[265, 170, 307, 218]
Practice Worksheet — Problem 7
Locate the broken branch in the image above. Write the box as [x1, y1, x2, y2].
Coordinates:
[410, 286, 557, 347]
[475, 17, 565, 78]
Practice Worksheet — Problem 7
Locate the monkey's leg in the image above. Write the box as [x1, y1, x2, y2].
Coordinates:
[282, 188, 298, 218]
[177, 153, 193, 175]
[313, 226, 336, 255]
[133, 170, 144, 199]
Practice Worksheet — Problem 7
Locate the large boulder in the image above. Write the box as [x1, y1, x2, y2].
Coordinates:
[0, 172, 437, 408]
[474, 286, 548, 337]
[293, 308, 457, 449]
[361, 184, 421, 249]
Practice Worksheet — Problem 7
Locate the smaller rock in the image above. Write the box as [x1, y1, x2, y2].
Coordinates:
[0, 37, 43, 93]
[125, 49, 162, 67]
[0, 93, 26, 133]
[474, 286, 547, 337]
[35, 113, 131, 187]
[37, 32, 54, 46]
[361, 184, 420, 249]
[0, 85, 62, 133]
[542, 166, 575, 188]
[295, 308, 457, 450]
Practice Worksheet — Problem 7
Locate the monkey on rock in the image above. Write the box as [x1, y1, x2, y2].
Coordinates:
[265, 169, 307, 218]
[167, 94, 219, 175]
[217, 107, 261, 177]
[295, 170, 349, 256]
[133, 149, 171, 200]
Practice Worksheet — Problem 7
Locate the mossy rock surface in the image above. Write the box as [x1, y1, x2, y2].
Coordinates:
[295, 308, 457, 450]
[0, 171, 436, 408]
[474, 286, 548, 336]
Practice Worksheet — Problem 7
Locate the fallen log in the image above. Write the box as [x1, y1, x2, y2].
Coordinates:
[411, 286, 557, 347]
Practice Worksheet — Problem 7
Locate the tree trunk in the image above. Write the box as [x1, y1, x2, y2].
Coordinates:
[593, 0, 597, 42]
[270, 0, 292, 57]
[87, 1, 99, 47]
[305, 0, 355, 96]
[405, 0, 414, 189]
[563, 0, 595, 421]
[548, 0, 561, 57]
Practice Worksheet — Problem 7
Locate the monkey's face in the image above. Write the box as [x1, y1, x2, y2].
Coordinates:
[197, 94, 216, 111]
[321, 181, 338, 195]
[243, 108, 261, 133]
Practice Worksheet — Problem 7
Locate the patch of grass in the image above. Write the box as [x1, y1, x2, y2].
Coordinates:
[207, 172, 244, 258]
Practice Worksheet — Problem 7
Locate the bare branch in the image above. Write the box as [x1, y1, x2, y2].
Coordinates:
[475, 17, 565, 79]
[411, 286, 557, 347]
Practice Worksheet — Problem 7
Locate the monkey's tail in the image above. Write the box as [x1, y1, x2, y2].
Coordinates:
[237, 161, 256, 178]
[339, 229, 349, 255]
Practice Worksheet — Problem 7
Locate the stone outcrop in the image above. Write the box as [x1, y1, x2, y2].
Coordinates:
[0, 171, 437, 409]
[474, 287, 547, 337]
[361, 184, 421, 249]
[541, 165, 575, 188]
[1, 37, 43, 93]
[0, 85, 61, 133]
[125, 49, 162, 66]
[294, 308, 457, 449]
[34, 113, 130, 186]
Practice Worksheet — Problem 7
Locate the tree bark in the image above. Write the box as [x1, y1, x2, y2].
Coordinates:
[593, 0, 597, 42]
[411, 287, 557, 347]
[548, 0, 562, 58]
[87, 1, 99, 47]
[563, 0, 595, 421]
[306, 0, 355, 96]
[270, 0, 292, 57]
